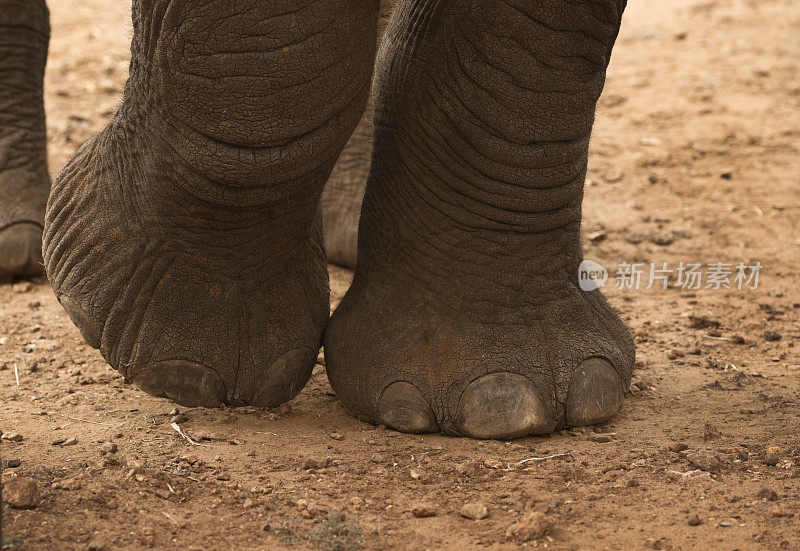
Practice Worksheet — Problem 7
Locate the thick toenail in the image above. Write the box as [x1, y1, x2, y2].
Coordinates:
[132, 360, 226, 408]
[58, 294, 102, 349]
[457, 373, 556, 439]
[249, 348, 316, 407]
[0, 222, 44, 278]
[566, 358, 624, 426]
[378, 381, 439, 434]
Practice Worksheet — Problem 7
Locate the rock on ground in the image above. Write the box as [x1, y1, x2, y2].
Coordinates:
[3, 477, 41, 509]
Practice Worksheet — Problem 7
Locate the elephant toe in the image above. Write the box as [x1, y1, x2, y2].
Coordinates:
[378, 381, 439, 434]
[457, 372, 556, 439]
[565, 358, 624, 427]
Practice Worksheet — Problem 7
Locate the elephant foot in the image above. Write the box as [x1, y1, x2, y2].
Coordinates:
[43, 123, 329, 407]
[43, 2, 379, 407]
[0, 0, 50, 280]
[323, 0, 634, 438]
[325, 260, 634, 438]
[0, 222, 44, 280]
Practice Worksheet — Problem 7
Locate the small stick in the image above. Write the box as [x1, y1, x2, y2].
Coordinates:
[65, 416, 116, 427]
[170, 422, 210, 447]
[14, 362, 20, 386]
[162, 511, 178, 525]
[517, 453, 568, 464]
[704, 335, 735, 342]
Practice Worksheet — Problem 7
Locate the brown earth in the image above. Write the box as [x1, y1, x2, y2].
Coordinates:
[2, 0, 799, 549]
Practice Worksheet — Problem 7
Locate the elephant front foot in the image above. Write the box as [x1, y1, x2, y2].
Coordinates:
[323, 0, 634, 438]
[43, 0, 380, 407]
[325, 258, 634, 438]
[43, 122, 331, 408]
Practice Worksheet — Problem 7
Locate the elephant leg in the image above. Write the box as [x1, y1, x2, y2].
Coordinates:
[43, 0, 379, 407]
[321, 0, 395, 268]
[325, 0, 635, 438]
[321, 101, 373, 269]
[0, 0, 50, 279]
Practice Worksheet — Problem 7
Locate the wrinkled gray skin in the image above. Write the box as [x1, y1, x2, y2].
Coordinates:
[3, 0, 635, 439]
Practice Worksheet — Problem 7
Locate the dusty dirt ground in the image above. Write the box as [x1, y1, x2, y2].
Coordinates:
[2, 0, 799, 549]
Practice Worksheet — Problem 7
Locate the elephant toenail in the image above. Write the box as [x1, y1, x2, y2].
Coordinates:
[566, 358, 624, 426]
[132, 360, 226, 408]
[57, 294, 102, 349]
[0, 222, 44, 279]
[457, 373, 556, 439]
[378, 381, 439, 434]
[249, 348, 316, 407]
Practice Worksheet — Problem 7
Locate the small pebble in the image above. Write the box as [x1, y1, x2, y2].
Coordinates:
[756, 488, 779, 501]
[687, 514, 702, 526]
[763, 453, 779, 467]
[461, 502, 489, 520]
[411, 503, 438, 518]
[669, 442, 689, 453]
[687, 452, 721, 472]
[12, 282, 33, 293]
[302, 457, 328, 470]
[62, 437, 78, 446]
[1, 433, 23, 442]
[640, 137, 663, 146]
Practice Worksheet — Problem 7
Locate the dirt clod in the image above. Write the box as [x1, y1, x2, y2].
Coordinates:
[686, 452, 721, 472]
[703, 421, 721, 441]
[3, 477, 41, 509]
[505, 512, 555, 543]
[139, 527, 156, 547]
[757, 488, 779, 501]
[669, 442, 689, 453]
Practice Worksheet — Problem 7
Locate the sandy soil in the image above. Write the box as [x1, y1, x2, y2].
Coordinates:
[2, 0, 799, 549]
